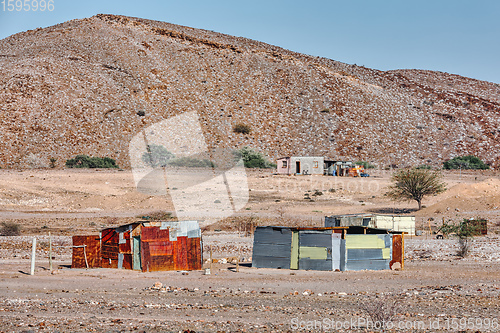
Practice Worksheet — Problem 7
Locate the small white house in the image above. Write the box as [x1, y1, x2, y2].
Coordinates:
[325, 214, 416, 235]
[276, 156, 324, 175]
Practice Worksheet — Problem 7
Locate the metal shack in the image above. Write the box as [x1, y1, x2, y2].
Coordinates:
[324, 160, 354, 176]
[72, 221, 202, 272]
[325, 213, 416, 235]
[252, 226, 403, 271]
[276, 156, 324, 175]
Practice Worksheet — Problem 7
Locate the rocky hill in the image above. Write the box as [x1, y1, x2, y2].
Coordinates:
[1, 14, 499, 169]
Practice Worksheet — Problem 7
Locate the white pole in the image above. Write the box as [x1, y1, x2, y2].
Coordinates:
[30, 237, 36, 275]
[49, 232, 53, 271]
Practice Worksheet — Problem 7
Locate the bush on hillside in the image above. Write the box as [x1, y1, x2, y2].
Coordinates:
[65, 155, 119, 168]
[233, 147, 276, 169]
[443, 155, 489, 170]
[233, 124, 251, 134]
[141, 144, 174, 168]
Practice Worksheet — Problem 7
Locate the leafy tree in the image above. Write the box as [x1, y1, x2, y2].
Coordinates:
[443, 155, 489, 170]
[233, 147, 276, 169]
[65, 155, 119, 168]
[141, 144, 174, 167]
[439, 219, 484, 257]
[385, 168, 446, 210]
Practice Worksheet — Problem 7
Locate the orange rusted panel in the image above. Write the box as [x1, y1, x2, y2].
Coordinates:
[141, 226, 169, 242]
[119, 230, 132, 254]
[390, 234, 404, 270]
[101, 228, 119, 268]
[122, 254, 133, 270]
[72, 235, 101, 268]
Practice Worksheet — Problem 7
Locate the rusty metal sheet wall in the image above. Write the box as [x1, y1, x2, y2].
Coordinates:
[72, 235, 101, 268]
[118, 229, 132, 254]
[389, 234, 404, 270]
[101, 228, 119, 268]
[141, 226, 202, 272]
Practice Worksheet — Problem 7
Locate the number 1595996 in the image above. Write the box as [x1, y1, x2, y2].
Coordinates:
[2, 0, 54, 11]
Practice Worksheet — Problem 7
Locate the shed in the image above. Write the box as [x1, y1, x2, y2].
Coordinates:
[325, 213, 416, 235]
[324, 160, 354, 176]
[252, 226, 403, 271]
[276, 156, 324, 175]
[72, 221, 202, 272]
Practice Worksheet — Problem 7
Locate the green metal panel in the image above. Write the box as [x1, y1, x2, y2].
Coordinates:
[290, 231, 299, 269]
[382, 247, 391, 259]
[299, 246, 328, 260]
[133, 236, 141, 271]
[345, 235, 386, 249]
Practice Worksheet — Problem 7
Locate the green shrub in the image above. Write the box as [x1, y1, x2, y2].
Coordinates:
[443, 155, 489, 170]
[415, 164, 432, 170]
[65, 155, 119, 168]
[49, 157, 57, 169]
[233, 147, 275, 169]
[139, 211, 173, 221]
[1, 222, 21, 236]
[355, 161, 375, 169]
[141, 144, 174, 167]
[233, 124, 251, 134]
[168, 156, 216, 168]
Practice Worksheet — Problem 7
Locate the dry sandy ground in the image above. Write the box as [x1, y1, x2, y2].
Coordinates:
[0, 168, 499, 233]
[1, 234, 500, 332]
[1, 168, 500, 332]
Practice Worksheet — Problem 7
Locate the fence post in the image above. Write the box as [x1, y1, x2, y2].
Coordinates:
[30, 237, 36, 275]
[236, 245, 240, 272]
[49, 232, 53, 271]
[209, 245, 213, 272]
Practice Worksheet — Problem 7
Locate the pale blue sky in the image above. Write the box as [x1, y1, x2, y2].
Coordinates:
[1, 0, 499, 83]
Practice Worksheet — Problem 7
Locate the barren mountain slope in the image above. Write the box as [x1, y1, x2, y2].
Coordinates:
[0, 14, 499, 169]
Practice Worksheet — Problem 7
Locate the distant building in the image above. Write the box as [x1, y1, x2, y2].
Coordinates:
[325, 213, 416, 235]
[276, 156, 324, 175]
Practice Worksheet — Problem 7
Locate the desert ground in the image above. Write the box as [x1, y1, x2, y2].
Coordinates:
[1, 168, 500, 332]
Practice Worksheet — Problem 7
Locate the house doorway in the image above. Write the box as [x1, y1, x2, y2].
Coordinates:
[295, 161, 301, 174]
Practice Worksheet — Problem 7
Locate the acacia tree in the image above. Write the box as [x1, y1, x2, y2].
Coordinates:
[439, 219, 483, 257]
[385, 168, 446, 210]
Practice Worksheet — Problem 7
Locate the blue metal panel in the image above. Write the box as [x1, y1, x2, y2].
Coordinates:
[324, 216, 340, 227]
[298, 231, 332, 247]
[345, 259, 390, 271]
[254, 227, 292, 245]
[252, 227, 292, 269]
[347, 249, 384, 260]
[252, 256, 290, 269]
[252, 244, 292, 258]
[340, 239, 346, 271]
[298, 259, 332, 271]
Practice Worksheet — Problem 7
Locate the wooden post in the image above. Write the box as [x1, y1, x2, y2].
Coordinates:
[209, 245, 213, 272]
[236, 245, 240, 272]
[83, 245, 89, 269]
[48, 232, 53, 271]
[30, 237, 36, 275]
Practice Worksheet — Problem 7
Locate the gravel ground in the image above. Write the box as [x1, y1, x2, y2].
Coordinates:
[1, 233, 500, 332]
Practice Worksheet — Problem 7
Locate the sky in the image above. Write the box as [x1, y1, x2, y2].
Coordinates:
[0, 0, 499, 84]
